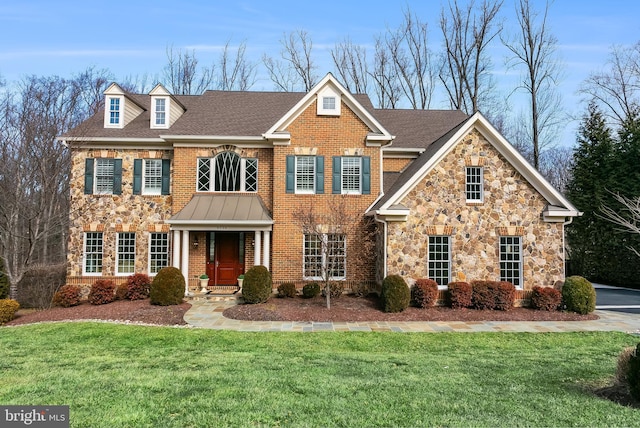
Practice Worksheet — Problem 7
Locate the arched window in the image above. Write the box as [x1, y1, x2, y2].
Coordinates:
[197, 151, 257, 192]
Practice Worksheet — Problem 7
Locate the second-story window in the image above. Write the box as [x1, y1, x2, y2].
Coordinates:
[155, 98, 166, 126]
[465, 166, 484, 203]
[143, 159, 162, 195]
[197, 151, 257, 192]
[332, 156, 370, 195]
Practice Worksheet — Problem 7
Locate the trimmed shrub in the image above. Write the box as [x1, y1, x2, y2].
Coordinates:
[115, 283, 129, 300]
[322, 282, 344, 299]
[150, 267, 185, 306]
[126, 273, 151, 300]
[411, 279, 438, 308]
[495, 281, 515, 311]
[302, 282, 321, 298]
[351, 282, 371, 297]
[531, 286, 562, 311]
[242, 265, 272, 304]
[277, 282, 297, 298]
[88, 280, 116, 305]
[562, 275, 596, 314]
[0, 299, 20, 324]
[381, 275, 410, 313]
[628, 343, 640, 401]
[448, 282, 472, 309]
[616, 346, 636, 386]
[471, 280, 515, 311]
[52, 285, 82, 307]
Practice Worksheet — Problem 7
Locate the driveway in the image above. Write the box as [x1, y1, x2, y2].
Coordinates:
[594, 284, 640, 314]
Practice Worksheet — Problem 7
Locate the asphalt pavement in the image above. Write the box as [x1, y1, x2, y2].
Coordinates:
[594, 283, 640, 314]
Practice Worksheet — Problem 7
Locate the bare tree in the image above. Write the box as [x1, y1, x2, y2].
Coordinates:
[263, 30, 318, 92]
[538, 146, 573, 193]
[218, 40, 257, 91]
[439, 0, 503, 114]
[502, 0, 564, 169]
[331, 37, 370, 94]
[600, 192, 640, 257]
[72, 67, 113, 115]
[580, 42, 640, 127]
[371, 36, 402, 108]
[163, 45, 216, 95]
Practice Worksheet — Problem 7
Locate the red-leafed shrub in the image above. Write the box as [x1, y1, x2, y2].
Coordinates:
[411, 279, 438, 308]
[52, 285, 82, 307]
[115, 283, 128, 300]
[448, 282, 472, 309]
[531, 286, 562, 311]
[88, 280, 116, 305]
[126, 273, 151, 300]
[471, 280, 515, 311]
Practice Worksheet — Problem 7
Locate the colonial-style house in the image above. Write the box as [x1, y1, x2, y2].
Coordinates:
[60, 73, 579, 298]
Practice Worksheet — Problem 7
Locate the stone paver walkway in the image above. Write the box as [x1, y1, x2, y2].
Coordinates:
[183, 296, 640, 334]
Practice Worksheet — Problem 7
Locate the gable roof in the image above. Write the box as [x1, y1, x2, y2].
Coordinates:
[370, 112, 580, 219]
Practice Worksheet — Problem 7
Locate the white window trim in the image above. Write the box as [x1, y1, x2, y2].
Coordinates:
[142, 159, 162, 196]
[341, 157, 362, 195]
[116, 232, 136, 276]
[83, 232, 103, 276]
[151, 97, 169, 129]
[428, 235, 451, 290]
[500, 236, 523, 290]
[302, 233, 346, 281]
[94, 158, 115, 195]
[317, 88, 341, 116]
[104, 96, 123, 128]
[196, 156, 258, 192]
[465, 166, 484, 203]
[148, 232, 169, 276]
[295, 156, 315, 194]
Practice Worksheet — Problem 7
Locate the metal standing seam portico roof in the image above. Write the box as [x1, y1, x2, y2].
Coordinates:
[167, 194, 274, 229]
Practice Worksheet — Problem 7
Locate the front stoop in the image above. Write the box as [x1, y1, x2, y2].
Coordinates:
[186, 292, 243, 303]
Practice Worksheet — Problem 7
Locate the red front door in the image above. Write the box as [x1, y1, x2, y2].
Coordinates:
[206, 232, 244, 286]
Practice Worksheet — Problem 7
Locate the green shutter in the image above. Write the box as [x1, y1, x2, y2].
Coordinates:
[84, 158, 94, 194]
[133, 159, 142, 195]
[161, 159, 171, 195]
[332, 156, 341, 194]
[113, 159, 122, 195]
[286, 155, 295, 193]
[362, 156, 370, 195]
[316, 156, 324, 194]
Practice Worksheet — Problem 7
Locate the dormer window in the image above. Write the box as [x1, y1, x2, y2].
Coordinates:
[108, 97, 121, 126]
[317, 86, 341, 116]
[155, 98, 166, 126]
[322, 96, 336, 111]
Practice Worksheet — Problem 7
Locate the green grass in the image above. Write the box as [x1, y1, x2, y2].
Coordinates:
[0, 324, 638, 427]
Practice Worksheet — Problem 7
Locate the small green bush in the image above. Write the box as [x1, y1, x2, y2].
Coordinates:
[242, 266, 272, 304]
[562, 276, 596, 314]
[277, 282, 297, 298]
[531, 286, 562, 311]
[322, 282, 344, 299]
[411, 279, 438, 308]
[0, 299, 20, 324]
[52, 285, 82, 307]
[628, 343, 640, 402]
[302, 282, 321, 298]
[448, 282, 472, 309]
[88, 280, 116, 305]
[381, 275, 410, 313]
[126, 273, 151, 300]
[150, 267, 185, 306]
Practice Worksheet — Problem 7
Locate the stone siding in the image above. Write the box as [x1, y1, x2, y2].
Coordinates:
[386, 129, 564, 289]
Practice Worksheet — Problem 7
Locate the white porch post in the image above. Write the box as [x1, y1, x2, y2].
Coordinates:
[172, 230, 181, 268]
[254, 231, 262, 267]
[262, 230, 270, 271]
[181, 230, 191, 295]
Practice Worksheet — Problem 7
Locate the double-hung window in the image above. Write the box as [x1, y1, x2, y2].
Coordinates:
[466, 167, 483, 202]
[83, 232, 103, 275]
[303, 233, 346, 280]
[428, 236, 451, 287]
[149, 233, 169, 275]
[117, 233, 136, 275]
[143, 159, 162, 195]
[84, 158, 122, 195]
[197, 152, 257, 192]
[332, 156, 370, 195]
[154, 98, 166, 126]
[108, 97, 120, 125]
[342, 157, 362, 194]
[500, 236, 522, 288]
[286, 155, 324, 194]
[95, 159, 115, 194]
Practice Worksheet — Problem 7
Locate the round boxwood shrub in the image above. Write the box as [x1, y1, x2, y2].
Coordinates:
[88, 280, 116, 305]
[0, 299, 20, 324]
[627, 343, 640, 401]
[52, 285, 82, 307]
[242, 265, 272, 304]
[411, 279, 438, 308]
[150, 267, 185, 306]
[277, 282, 297, 298]
[381, 275, 410, 313]
[562, 275, 596, 314]
[302, 282, 321, 298]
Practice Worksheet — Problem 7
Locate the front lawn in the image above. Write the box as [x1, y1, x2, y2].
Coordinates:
[0, 324, 638, 427]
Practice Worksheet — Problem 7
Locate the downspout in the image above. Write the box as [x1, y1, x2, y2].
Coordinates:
[562, 216, 574, 279]
[374, 215, 388, 282]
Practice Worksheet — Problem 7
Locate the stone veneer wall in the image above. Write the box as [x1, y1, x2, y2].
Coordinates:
[67, 149, 173, 279]
[386, 129, 564, 289]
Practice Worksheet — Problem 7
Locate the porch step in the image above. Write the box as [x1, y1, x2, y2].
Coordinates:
[186, 288, 243, 302]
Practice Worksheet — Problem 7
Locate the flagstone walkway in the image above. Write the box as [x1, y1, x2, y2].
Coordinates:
[183, 297, 640, 334]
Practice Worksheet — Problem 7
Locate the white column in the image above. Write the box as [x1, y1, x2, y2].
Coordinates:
[181, 230, 191, 295]
[172, 230, 181, 268]
[254, 231, 262, 267]
[262, 230, 270, 271]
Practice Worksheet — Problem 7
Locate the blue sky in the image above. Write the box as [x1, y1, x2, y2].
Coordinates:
[1, 0, 638, 146]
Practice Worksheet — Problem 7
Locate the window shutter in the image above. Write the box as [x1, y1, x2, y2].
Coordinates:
[113, 159, 123, 195]
[161, 159, 171, 195]
[84, 158, 94, 194]
[362, 156, 371, 195]
[332, 156, 341, 194]
[315, 156, 324, 194]
[133, 159, 142, 195]
[286, 155, 295, 193]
